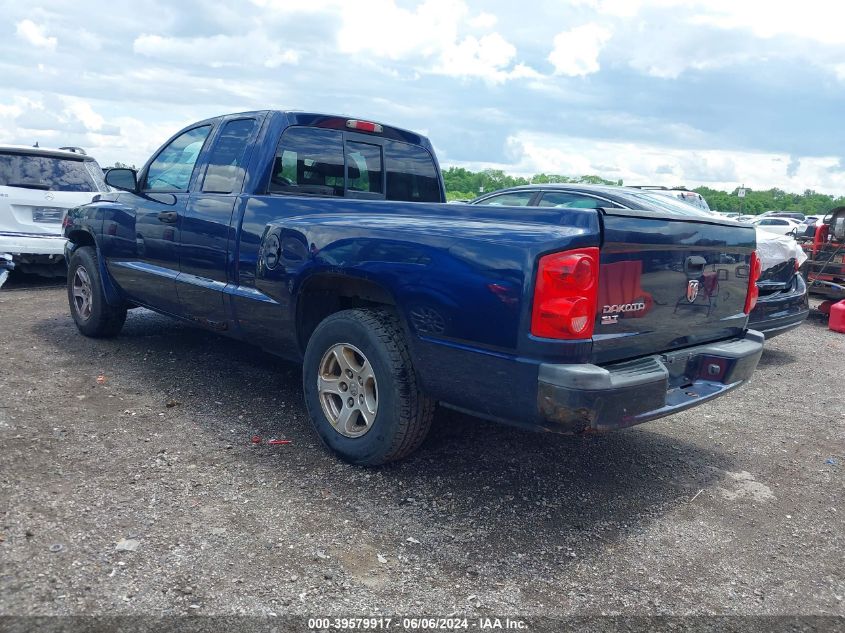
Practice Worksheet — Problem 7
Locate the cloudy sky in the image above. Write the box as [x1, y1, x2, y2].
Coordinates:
[2, 0, 845, 193]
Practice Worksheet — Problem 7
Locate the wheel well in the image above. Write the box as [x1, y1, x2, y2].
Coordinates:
[67, 230, 96, 249]
[297, 275, 396, 352]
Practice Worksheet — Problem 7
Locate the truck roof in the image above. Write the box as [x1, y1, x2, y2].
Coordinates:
[193, 111, 433, 149]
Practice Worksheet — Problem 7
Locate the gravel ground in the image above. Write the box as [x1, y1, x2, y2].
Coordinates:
[0, 284, 843, 618]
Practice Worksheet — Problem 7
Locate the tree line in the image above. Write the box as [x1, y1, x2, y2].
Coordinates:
[442, 167, 621, 201]
[693, 186, 844, 215]
[442, 167, 845, 215]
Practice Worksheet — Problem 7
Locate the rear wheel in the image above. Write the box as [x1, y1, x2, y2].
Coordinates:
[67, 246, 127, 338]
[303, 308, 434, 465]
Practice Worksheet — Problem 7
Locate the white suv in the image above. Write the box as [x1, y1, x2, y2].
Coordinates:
[0, 145, 107, 282]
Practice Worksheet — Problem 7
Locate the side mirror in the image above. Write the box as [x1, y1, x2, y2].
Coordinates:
[105, 168, 138, 192]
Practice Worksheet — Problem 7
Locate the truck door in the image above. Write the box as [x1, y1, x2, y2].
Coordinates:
[178, 116, 261, 329]
[107, 124, 212, 315]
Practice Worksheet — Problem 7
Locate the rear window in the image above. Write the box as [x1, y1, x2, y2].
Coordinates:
[268, 127, 442, 202]
[346, 141, 383, 194]
[0, 152, 107, 192]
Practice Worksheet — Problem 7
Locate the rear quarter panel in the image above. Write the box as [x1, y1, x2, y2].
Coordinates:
[233, 197, 601, 420]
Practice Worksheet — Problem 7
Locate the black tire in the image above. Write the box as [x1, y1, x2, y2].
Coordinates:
[67, 246, 127, 338]
[303, 308, 434, 466]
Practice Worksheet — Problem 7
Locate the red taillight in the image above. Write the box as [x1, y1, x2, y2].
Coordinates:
[346, 119, 383, 133]
[531, 247, 599, 339]
[744, 251, 762, 314]
[62, 214, 71, 230]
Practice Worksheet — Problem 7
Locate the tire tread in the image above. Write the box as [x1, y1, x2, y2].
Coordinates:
[305, 308, 434, 465]
[67, 246, 127, 338]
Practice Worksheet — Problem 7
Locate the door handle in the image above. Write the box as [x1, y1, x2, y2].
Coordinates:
[157, 211, 178, 223]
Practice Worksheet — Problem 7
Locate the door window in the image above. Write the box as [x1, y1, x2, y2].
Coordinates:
[269, 127, 344, 196]
[144, 126, 212, 192]
[201, 119, 258, 194]
[474, 191, 536, 206]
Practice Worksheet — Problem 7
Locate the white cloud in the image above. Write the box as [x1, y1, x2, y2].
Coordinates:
[63, 98, 120, 135]
[330, 0, 535, 82]
[575, 0, 845, 42]
[2, 0, 844, 193]
[15, 19, 57, 51]
[336, 0, 466, 60]
[469, 12, 498, 29]
[446, 131, 845, 195]
[133, 31, 299, 69]
[14, 96, 121, 138]
[570, 0, 647, 18]
[436, 33, 540, 83]
[548, 24, 612, 76]
[688, 1, 845, 45]
[76, 30, 103, 52]
[574, 0, 845, 79]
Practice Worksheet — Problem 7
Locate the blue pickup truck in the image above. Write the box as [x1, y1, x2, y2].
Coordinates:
[63, 110, 765, 465]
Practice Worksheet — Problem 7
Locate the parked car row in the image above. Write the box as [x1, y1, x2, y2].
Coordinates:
[2, 116, 816, 466]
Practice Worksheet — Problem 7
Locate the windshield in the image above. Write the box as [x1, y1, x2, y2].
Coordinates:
[677, 191, 711, 211]
[615, 191, 717, 218]
[0, 152, 107, 192]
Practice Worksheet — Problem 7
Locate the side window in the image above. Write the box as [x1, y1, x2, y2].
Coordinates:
[538, 192, 607, 209]
[384, 140, 441, 203]
[346, 141, 383, 194]
[269, 127, 344, 197]
[475, 191, 535, 206]
[144, 126, 211, 192]
[202, 118, 258, 194]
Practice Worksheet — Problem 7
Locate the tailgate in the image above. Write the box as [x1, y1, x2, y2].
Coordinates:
[593, 209, 756, 364]
[0, 187, 94, 237]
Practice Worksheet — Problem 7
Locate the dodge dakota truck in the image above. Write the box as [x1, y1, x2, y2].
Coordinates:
[63, 110, 764, 465]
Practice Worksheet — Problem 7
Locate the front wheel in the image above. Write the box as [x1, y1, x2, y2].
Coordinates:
[67, 246, 127, 338]
[303, 308, 434, 465]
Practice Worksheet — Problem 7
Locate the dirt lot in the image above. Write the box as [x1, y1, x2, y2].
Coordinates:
[1, 283, 843, 618]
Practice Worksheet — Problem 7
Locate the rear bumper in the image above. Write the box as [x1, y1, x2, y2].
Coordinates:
[749, 274, 809, 339]
[0, 232, 67, 257]
[750, 310, 808, 338]
[537, 329, 764, 433]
